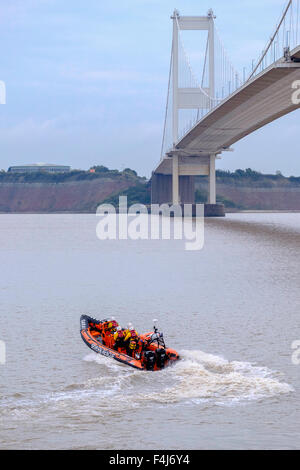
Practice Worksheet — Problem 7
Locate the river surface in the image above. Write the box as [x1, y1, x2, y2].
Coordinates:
[0, 213, 299, 450]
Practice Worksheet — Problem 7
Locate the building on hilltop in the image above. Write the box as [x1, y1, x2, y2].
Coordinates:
[8, 163, 71, 173]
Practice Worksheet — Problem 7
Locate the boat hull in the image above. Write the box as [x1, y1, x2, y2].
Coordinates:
[80, 315, 179, 371]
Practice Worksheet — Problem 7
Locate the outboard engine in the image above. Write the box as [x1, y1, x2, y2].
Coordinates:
[156, 348, 167, 369]
[143, 351, 156, 371]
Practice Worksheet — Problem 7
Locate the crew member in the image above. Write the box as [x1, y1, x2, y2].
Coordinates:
[124, 325, 138, 342]
[127, 338, 138, 357]
[102, 318, 118, 346]
[105, 318, 118, 333]
[113, 326, 126, 352]
[124, 325, 139, 356]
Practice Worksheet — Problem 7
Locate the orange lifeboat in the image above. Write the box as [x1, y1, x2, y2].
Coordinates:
[80, 315, 180, 371]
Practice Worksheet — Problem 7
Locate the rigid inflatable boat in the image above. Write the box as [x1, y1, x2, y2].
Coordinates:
[80, 315, 180, 371]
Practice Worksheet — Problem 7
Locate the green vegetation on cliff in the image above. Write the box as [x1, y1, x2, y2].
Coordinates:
[102, 182, 151, 207]
[0, 166, 146, 184]
[215, 168, 300, 187]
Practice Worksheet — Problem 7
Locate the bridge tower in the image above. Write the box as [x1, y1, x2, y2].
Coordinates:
[152, 9, 223, 214]
[171, 9, 216, 206]
[171, 9, 215, 147]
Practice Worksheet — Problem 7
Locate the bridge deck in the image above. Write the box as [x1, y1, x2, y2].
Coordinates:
[291, 46, 300, 60]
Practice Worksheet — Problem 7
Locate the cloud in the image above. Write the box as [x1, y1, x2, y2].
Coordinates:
[59, 66, 165, 84]
[0, 0, 299, 176]
[0, 0, 53, 26]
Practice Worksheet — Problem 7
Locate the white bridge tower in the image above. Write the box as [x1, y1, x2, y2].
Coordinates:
[171, 9, 217, 205]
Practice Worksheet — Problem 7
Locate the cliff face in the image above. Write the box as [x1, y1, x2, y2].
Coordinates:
[196, 172, 300, 210]
[0, 177, 140, 212]
[2, 169, 300, 212]
[216, 184, 300, 210]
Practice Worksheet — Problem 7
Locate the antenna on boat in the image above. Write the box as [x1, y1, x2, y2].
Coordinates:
[153, 319, 158, 333]
[152, 319, 166, 348]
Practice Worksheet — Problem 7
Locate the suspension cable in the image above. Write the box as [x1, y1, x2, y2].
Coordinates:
[247, 0, 292, 81]
[160, 40, 173, 159]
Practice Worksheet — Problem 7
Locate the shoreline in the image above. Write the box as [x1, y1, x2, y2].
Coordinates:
[225, 209, 300, 214]
[0, 209, 300, 215]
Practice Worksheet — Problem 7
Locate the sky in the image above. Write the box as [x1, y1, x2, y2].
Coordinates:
[0, 0, 299, 177]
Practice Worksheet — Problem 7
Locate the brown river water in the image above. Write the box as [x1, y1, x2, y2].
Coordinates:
[0, 213, 299, 449]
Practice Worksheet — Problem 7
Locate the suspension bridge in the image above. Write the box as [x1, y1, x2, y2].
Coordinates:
[151, 0, 300, 215]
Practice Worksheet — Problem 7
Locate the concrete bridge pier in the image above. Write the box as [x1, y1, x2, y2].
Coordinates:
[151, 153, 225, 216]
[206, 153, 225, 216]
[172, 154, 179, 205]
[151, 173, 195, 205]
[208, 154, 216, 204]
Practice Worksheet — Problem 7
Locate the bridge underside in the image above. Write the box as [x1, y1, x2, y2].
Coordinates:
[176, 62, 300, 155]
